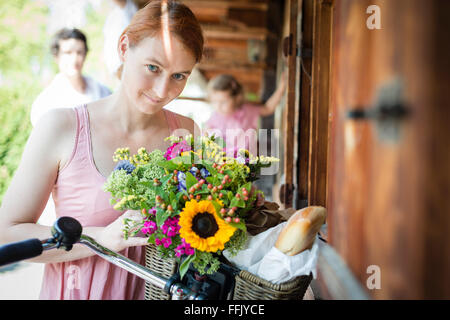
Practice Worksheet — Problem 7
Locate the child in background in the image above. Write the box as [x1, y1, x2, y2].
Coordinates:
[205, 72, 287, 156]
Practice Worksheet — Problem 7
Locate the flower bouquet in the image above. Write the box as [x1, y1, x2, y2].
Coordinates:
[103, 134, 278, 279]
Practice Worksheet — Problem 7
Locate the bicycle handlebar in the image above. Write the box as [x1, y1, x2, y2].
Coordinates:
[0, 216, 206, 300]
[0, 238, 43, 267]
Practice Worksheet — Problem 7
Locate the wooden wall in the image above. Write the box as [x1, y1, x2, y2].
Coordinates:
[327, 0, 450, 299]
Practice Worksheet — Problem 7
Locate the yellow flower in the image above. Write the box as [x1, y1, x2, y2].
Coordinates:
[179, 200, 236, 252]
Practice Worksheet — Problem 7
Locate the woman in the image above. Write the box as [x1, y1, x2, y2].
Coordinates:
[205, 72, 286, 156]
[0, 0, 203, 300]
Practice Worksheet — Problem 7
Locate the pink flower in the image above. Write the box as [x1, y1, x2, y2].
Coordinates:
[175, 238, 195, 257]
[162, 237, 172, 248]
[160, 217, 181, 237]
[164, 141, 191, 160]
[155, 236, 172, 248]
[141, 220, 157, 235]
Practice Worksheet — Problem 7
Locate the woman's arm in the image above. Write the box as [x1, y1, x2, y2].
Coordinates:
[259, 70, 288, 117]
[0, 109, 147, 264]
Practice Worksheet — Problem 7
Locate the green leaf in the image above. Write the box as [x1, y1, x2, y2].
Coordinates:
[160, 174, 172, 184]
[176, 191, 185, 202]
[179, 253, 196, 280]
[147, 233, 156, 244]
[241, 182, 252, 193]
[211, 200, 222, 216]
[180, 155, 193, 166]
[230, 197, 245, 208]
[156, 189, 169, 202]
[156, 160, 178, 170]
[203, 162, 217, 176]
[139, 181, 153, 188]
[193, 189, 211, 196]
[229, 221, 247, 232]
[169, 191, 176, 203]
[170, 157, 184, 166]
[156, 208, 171, 227]
[171, 199, 178, 212]
[185, 171, 197, 190]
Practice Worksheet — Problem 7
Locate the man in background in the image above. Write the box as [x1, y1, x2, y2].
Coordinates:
[31, 28, 111, 126]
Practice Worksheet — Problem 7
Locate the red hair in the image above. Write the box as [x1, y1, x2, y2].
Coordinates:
[120, 0, 203, 62]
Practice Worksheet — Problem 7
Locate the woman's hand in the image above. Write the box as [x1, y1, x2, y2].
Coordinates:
[97, 210, 148, 252]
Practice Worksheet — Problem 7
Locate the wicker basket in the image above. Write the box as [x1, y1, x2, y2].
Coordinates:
[144, 245, 178, 300]
[232, 270, 313, 300]
[144, 245, 312, 300]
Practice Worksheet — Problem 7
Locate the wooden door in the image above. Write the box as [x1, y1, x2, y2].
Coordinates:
[328, 0, 450, 299]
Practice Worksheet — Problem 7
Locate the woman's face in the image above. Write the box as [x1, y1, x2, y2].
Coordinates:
[56, 38, 86, 77]
[209, 90, 237, 116]
[120, 34, 197, 114]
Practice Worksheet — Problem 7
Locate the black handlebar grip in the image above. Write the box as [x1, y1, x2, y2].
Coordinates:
[0, 238, 43, 267]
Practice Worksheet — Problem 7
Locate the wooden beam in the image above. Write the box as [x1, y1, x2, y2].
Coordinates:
[181, 0, 269, 11]
[297, 0, 314, 208]
[308, 0, 333, 207]
[202, 25, 273, 41]
[283, 0, 300, 208]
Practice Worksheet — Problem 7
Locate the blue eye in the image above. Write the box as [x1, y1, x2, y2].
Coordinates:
[172, 73, 185, 81]
[146, 64, 159, 72]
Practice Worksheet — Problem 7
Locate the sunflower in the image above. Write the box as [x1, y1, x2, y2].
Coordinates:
[179, 199, 236, 252]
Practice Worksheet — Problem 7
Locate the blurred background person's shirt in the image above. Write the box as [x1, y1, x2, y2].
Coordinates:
[30, 73, 111, 126]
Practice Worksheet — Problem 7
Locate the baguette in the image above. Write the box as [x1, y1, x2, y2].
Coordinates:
[274, 206, 327, 256]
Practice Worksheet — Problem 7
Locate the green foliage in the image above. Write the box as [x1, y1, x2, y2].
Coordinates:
[0, 1, 49, 204]
[0, 1, 118, 205]
[102, 149, 167, 211]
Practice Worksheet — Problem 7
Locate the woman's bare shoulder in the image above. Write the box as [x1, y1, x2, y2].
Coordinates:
[34, 107, 76, 130]
[172, 112, 201, 136]
[32, 107, 78, 167]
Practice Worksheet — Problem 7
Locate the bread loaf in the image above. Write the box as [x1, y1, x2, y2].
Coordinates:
[274, 206, 327, 256]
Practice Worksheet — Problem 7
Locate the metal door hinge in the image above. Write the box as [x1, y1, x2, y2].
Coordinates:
[346, 78, 410, 143]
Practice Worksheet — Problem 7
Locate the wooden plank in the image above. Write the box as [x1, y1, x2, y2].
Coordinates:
[308, 0, 333, 207]
[199, 67, 263, 95]
[182, 0, 269, 11]
[296, 0, 314, 208]
[202, 25, 273, 41]
[282, 0, 300, 208]
[204, 38, 248, 49]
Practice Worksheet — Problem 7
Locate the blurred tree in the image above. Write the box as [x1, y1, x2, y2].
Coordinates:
[0, 0, 49, 203]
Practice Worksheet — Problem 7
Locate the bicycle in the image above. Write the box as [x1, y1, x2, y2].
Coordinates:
[0, 216, 238, 300]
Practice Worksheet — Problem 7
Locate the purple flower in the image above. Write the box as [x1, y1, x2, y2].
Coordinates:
[114, 160, 136, 174]
[177, 171, 187, 191]
[200, 167, 210, 178]
[189, 166, 199, 177]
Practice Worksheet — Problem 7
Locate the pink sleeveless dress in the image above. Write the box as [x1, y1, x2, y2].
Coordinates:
[39, 104, 181, 300]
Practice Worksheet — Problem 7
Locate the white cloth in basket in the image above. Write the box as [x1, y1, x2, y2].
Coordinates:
[224, 222, 319, 284]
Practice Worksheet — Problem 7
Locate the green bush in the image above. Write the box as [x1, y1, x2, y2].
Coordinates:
[0, 1, 49, 203]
